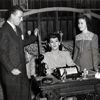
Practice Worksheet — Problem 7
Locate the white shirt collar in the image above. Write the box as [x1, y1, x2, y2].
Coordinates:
[7, 20, 16, 30]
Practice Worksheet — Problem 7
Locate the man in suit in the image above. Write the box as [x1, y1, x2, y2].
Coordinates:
[0, 5, 38, 100]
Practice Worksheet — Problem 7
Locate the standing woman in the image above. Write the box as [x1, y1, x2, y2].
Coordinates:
[73, 13, 99, 71]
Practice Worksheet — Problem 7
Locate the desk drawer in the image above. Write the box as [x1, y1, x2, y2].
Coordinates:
[60, 85, 94, 96]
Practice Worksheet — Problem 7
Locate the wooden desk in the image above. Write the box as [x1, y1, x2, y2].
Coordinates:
[31, 75, 100, 100]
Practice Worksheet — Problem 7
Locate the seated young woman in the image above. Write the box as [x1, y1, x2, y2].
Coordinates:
[42, 32, 79, 75]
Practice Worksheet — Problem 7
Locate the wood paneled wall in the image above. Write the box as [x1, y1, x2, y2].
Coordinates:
[0, 0, 100, 9]
[0, 0, 100, 42]
[28, 0, 100, 9]
[23, 8, 100, 43]
[23, 10, 76, 41]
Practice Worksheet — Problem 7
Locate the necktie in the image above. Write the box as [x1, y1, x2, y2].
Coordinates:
[14, 26, 18, 35]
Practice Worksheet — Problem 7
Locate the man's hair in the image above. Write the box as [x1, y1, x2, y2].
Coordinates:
[5, 5, 24, 21]
[47, 32, 61, 43]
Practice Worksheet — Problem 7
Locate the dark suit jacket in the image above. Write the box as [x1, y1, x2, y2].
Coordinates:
[0, 22, 37, 77]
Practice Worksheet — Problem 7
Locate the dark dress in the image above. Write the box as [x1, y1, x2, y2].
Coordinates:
[73, 32, 99, 71]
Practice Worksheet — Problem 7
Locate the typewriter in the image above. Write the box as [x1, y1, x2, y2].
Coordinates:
[52, 65, 81, 80]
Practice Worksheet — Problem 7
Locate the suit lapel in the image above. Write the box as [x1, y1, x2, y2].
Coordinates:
[5, 23, 19, 43]
[4, 22, 23, 52]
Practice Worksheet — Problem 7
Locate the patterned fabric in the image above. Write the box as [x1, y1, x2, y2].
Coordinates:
[62, 41, 73, 56]
[76, 32, 94, 40]
[24, 41, 73, 56]
[24, 42, 46, 56]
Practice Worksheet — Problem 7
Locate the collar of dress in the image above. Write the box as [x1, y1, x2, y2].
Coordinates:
[76, 32, 94, 40]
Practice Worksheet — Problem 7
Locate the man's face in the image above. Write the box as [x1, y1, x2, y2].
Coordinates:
[12, 10, 23, 26]
[49, 38, 60, 50]
[78, 18, 87, 31]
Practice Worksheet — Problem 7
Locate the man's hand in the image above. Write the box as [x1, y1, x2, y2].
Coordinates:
[34, 28, 39, 37]
[11, 68, 21, 75]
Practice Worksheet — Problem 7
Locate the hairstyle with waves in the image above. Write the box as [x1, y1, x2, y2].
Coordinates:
[5, 5, 24, 21]
[78, 13, 92, 31]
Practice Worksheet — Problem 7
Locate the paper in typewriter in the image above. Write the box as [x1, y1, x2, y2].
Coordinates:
[59, 67, 78, 75]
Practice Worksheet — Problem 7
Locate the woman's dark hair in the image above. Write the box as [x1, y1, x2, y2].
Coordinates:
[47, 32, 61, 43]
[78, 14, 92, 31]
[5, 5, 24, 21]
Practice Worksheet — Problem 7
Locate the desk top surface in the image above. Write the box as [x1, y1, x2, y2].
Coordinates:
[32, 71, 100, 97]
[35, 73, 100, 89]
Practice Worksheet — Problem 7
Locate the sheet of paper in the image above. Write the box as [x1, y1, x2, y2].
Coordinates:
[59, 67, 78, 75]
[66, 67, 78, 75]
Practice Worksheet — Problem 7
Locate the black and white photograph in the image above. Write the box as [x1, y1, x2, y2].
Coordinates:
[0, 0, 100, 100]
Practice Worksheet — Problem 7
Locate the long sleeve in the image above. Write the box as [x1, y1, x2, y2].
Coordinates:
[91, 34, 99, 71]
[0, 29, 14, 72]
[65, 51, 76, 66]
[73, 38, 78, 62]
[24, 34, 37, 46]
